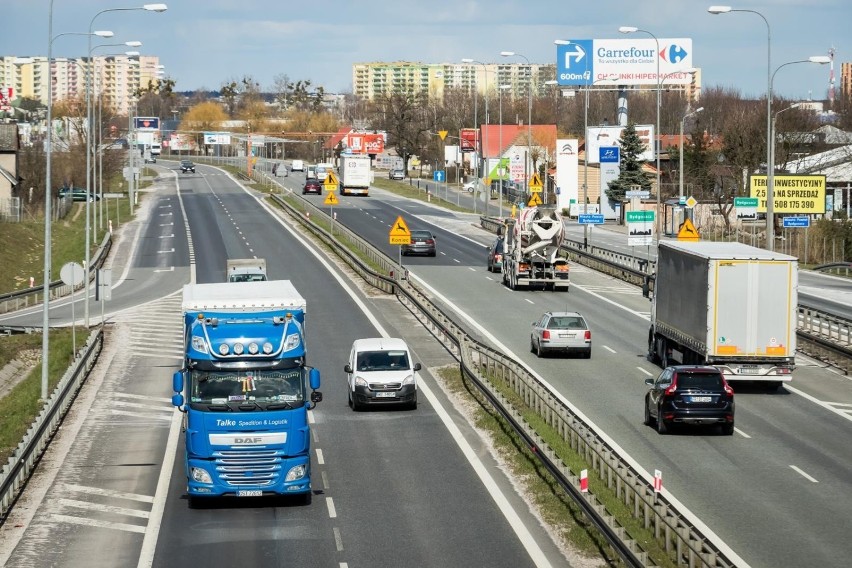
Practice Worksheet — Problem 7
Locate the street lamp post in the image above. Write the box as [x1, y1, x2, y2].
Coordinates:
[766, 57, 830, 246]
[42, 26, 114, 398]
[679, 107, 704, 201]
[500, 51, 533, 200]
[85, 4, 167, 328]
[462, 59, 489, 216]
[498, 84, 511, 217]
[89, 42, 141, 239]
[619, 26, 661, 240]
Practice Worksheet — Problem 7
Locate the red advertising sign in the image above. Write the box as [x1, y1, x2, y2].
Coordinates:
[346, 133, 384, 155]
[0, 87, 14, 111]
[460, 128, 478, 153]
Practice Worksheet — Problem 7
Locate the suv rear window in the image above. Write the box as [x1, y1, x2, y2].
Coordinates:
[676, 371, 723, 390]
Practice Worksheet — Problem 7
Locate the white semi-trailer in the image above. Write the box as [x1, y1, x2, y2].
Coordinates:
[648, 240, 797, 387]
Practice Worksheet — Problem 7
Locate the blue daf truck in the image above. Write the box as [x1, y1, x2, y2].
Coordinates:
[171, 280, 322, 506]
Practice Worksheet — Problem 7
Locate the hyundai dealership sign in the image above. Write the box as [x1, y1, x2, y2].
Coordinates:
[556, 38, 693, 86]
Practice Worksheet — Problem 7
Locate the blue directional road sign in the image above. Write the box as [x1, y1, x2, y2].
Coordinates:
[555, 40, 594, 85]
[433, 170, 445, 182]
[578, 214, 605, 225]
[782, 216, 810, 228]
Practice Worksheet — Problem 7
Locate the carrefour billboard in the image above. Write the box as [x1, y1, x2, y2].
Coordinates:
[556, 38, 693, 86]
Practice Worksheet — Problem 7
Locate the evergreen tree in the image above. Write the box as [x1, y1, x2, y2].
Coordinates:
[605, 122, 652, 203]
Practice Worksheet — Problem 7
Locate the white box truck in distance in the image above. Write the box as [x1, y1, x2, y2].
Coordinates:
[339, 155, 371, 196]
[647, 241, 797, 388]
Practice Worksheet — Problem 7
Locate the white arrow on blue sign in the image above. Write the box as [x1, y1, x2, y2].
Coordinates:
[433, 170, 445, 182]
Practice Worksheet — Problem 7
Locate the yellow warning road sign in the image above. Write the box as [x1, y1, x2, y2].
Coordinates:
[529, 173, 543, 192]
[438, 130, 448, 141]
[677, 218, 700, 240]
[324, 171, 339, 189]
[389, 215, 411, 245]
[324, 191, 339, 206]
[527, 193, 542, 207]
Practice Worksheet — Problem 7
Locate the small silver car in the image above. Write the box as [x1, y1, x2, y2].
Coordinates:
[401, 230, 437, 256]
[530, 311, 591, 358]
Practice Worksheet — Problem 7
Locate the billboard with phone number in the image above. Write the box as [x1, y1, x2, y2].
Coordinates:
[748, 175, 826, 214]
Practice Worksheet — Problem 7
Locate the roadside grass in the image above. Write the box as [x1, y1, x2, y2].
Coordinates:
[0, 328, 79, 464]
[0, 169, 155, 295]
[435, 365, 677, 568]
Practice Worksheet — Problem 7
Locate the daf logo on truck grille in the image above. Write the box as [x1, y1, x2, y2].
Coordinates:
[209, 433, 287, 446]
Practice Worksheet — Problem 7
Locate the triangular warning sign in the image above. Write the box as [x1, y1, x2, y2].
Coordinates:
[529, 173, 543, 189]
[527, 193, 542, 207]
[389, 215, 410, 237]
[324, 171, 339, 188]
[677, 218, 700, 240]
[324, 191, 339, 205]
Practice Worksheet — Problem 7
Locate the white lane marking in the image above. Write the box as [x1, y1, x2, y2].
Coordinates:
[524, 298, 534, 304]
[316, 448, 325, 465]
[158, 234, 174, 239]
[51, 514, 146, 534]
[468, 267, 477, 271]
[637, 367, 654, 377]
[784, 384, 852, 425]
[308, 409, 315, 424]
[734, 428, 751, 439]
[453, 258, 460, 263]
[333, 527, 344, 551]
[790, 465, 819, 483]
[157, 248, 175, 254]
[138, 410, 183, 568]
[56, 498, 150, 519]
[153, 267, 174, 273]
[485, 276, 495, 281]
[602, 345, 616, 354]
[326, 497, 338, 518]
[321, 470, 329, 490]
[61, 484, 155, 503]
[831, 402, 852, 408]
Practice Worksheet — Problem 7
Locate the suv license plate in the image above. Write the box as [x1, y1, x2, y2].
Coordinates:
[376, 391, 396, 398]
[689, 396, 712, 403]
[237, 490, 262, 497]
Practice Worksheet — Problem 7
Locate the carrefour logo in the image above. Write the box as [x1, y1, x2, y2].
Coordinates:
[660, 44, 689, 64]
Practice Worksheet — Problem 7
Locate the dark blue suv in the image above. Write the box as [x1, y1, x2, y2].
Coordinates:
[644, 365, 735, 435]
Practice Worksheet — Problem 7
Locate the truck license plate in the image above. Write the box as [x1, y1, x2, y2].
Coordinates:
[738, 367, 759, 375]
[237, 490, 262, 497]
[376, 391, 396, 398]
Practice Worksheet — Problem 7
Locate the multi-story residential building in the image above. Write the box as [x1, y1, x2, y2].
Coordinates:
[0, 54, 161, 116]
[841, 62, 852, 100]
[353, 61, 557, 102]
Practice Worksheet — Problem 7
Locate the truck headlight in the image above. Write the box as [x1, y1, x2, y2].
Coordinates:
[190, 467, 213, 484]
[283, 333, 301, 351]
[354, 376, 368, 388]
[191, 336, 209, 354]
[285, 464, 307, 482]
[402, 374, 415, 386]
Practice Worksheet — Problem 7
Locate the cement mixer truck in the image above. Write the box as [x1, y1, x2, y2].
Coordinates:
[501, 206, 570, 291]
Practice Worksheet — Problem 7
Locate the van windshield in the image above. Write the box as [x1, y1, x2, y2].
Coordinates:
[357, 350, 410, 371]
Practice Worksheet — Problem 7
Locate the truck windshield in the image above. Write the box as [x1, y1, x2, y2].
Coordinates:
[190, 368, 304, 407]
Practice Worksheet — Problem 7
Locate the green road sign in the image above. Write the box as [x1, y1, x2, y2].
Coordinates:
[626, 210, 655, 223]
[734, 197, 759, 207]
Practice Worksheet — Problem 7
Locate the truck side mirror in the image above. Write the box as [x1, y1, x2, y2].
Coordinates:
[310, 391, 323, 404]
[413, 362, 422, 371]
[309, 368, 321, 390]
[172, 370, 184, 393]
[171, 393, 185, 409]
[343, 364, 353, 374]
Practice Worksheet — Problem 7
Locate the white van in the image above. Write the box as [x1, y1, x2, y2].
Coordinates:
[315, 162, 334, 182]
[344, 338, 420, 410]
[291, 159, 304, 172]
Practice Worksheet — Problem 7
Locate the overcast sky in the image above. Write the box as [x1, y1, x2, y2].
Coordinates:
[4, 0, 850, 101]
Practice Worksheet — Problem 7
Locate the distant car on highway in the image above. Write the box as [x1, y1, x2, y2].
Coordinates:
[401, 230, 436, 257]
[530, 311, 591, 358]
[463, 180, 477, 192]
[389, 169, 405, 180]
[643, 365, 735, 435]
[302, 177, 322, 195]
[180, 160, 196, 173]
